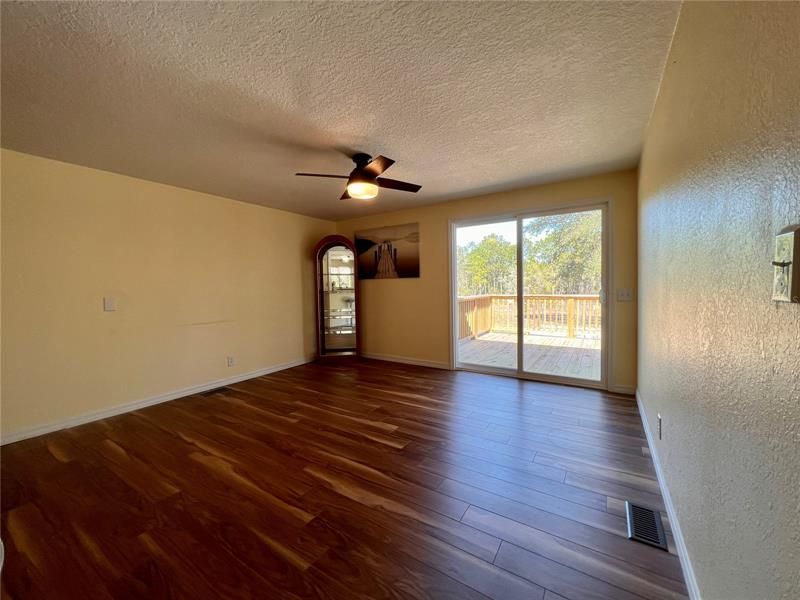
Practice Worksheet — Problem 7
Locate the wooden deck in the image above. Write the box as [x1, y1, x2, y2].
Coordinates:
[1, 359, 685, 599]
[458, 332, 601, 381]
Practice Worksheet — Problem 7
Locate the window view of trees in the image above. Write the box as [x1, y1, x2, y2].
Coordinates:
[457, 211, 601, 296]
[457, 233, 516, 296]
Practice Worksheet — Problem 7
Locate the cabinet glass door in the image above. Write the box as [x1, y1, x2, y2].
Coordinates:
[321, 246, 356, 352]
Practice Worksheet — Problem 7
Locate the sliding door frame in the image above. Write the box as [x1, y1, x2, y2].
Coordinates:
[449, 200, 611, 390]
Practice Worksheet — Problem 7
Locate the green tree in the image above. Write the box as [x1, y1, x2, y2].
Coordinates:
[459, 234, 516, 295]
[456, 242, 476, 296]
[457, 211, 601, 297]
[523, 211, 601, 295]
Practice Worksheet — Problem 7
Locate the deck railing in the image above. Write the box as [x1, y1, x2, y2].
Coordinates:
[457, 294, 601, 340]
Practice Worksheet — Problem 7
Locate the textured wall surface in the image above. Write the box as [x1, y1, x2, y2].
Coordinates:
[337, 169, 638, 391]
[638, 3, 800, 599]
[1, 150, 333, 437]
[1, 1, 679, 220]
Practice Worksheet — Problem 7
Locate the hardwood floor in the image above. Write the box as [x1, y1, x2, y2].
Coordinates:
[1, 359, 687, 599]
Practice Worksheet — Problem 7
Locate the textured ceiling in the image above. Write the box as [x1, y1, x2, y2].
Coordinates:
[1, 1, 680, 220]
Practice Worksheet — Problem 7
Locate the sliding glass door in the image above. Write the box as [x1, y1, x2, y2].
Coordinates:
[453, 206, 606, 387]
[454, 220, 518, 370]
[521, 209, 603, 382]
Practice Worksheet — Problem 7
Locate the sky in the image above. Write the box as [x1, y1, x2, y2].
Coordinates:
[456, 221, 517, 247]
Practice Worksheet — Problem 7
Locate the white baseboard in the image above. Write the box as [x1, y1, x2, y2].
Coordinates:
[361, 352, 450, 370]
[636, 390, 701, 600]
[0, 356, 314, 446]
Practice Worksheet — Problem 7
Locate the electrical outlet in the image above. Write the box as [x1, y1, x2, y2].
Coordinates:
[226, 356, 235, 367]
[657, 413, 662, 440]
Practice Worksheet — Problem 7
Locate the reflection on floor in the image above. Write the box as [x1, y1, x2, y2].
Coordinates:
[458, 332, 601, 381]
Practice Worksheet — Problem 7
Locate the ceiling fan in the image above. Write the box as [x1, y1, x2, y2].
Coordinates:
[296, 153, 422, 200]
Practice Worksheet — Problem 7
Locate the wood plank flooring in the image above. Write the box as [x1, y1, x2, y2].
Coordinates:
[1, 359, 687, 599]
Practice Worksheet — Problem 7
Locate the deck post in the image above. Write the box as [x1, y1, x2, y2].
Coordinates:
[567, 298, 576, 338]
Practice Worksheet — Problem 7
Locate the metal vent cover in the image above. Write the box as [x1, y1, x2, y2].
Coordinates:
[625, 501, 668, 551]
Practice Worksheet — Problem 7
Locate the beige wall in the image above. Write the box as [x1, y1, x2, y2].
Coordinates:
[638, 3, 800, 599]
[1, 150, 334, 438]
[337, 169, 638, 391]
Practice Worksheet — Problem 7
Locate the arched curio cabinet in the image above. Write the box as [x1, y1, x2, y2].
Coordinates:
[313, 235, 359, 358]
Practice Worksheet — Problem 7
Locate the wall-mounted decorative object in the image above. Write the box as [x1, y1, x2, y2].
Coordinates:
[772, 224, 800, 303]
[355, 223, 420, 279]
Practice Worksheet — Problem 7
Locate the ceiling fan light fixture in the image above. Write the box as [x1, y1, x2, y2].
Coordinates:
[347, 180, 379, 200]
[295, 154, 420, 202]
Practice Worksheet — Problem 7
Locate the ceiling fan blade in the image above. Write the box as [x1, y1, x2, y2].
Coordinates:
[340, 189, 351, 200]
[295, 173, 349, 179]
[362, 155, 395, 177]
[377, 177, 422, 193]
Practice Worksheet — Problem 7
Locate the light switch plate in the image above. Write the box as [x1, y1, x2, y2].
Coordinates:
[616, 288, 635, 302]
[103, 297, 117, 312]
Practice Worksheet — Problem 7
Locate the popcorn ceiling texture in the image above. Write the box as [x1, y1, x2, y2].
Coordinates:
[1, 1, 678, 220]
[638, 3, 800, 599]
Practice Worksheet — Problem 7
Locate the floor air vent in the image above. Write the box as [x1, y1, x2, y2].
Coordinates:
[625, 501, 668, 551]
